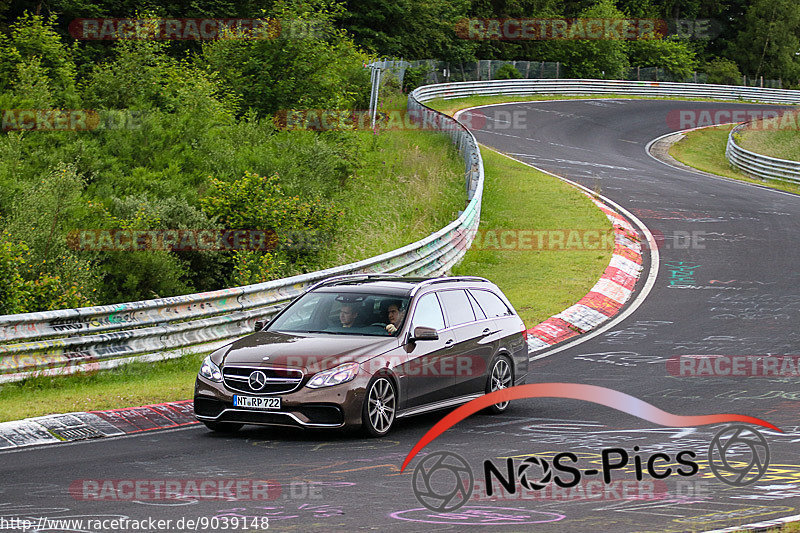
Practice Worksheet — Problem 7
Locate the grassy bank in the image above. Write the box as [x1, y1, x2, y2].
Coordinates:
[668, 125, 800, 195]
[738, 114, 800, 161]
[331, 129, 464, 264]
[0, 353, 206, 422]
[453, 148, 611, 326]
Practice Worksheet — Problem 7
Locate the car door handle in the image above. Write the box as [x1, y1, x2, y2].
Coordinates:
[444, 339, 455, 347]
[482, 328, 499, 336]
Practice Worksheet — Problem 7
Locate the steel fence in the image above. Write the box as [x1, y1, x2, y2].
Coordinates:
[725, 123, 800, 185]
[407, 60, 784, 88]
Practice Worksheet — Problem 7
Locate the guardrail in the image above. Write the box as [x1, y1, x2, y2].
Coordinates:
[725, 123, 800, 185]
[0, 96, 484, 382]
[4, 78, 799, 382]
[412, 78, 800, 104]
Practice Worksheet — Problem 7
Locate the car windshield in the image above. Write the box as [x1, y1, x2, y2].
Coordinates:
[267, 291, 410, 337]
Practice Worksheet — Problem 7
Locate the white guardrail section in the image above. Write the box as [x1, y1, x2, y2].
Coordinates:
[4, 78, 800, 382]
[725, 122, 800, 184]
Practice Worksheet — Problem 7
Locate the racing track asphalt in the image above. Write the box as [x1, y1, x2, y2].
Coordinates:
[1, 99, 799, 533]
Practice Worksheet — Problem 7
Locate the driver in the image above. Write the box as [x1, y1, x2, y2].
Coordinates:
[385, 301, 405, 334]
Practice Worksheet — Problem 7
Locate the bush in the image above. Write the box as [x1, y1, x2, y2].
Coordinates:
[0, 13, 79, 106]
[494, 63, 522, 79]
[200, 171, 343, 280]
[200, 5, 370, 116]
[704, 58, 743, 85]
[402, 65, 432, 92]
[627, 38, 698, 80]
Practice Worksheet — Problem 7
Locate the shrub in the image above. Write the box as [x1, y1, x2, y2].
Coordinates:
[704, 58, 743, 85]
[494, 63, 522, 79]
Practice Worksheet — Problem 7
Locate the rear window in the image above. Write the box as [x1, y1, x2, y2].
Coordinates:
[437, 289, 476, 326]
[469, 289, 512, 318]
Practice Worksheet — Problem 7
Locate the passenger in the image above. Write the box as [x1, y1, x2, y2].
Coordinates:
[339, 303, 359, 328]
[385, 301, 405, 334]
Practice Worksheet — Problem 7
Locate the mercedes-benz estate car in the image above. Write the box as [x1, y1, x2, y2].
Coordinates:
[194, 275, 528, 437]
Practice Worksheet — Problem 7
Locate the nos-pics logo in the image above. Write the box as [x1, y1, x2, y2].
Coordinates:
[411, 425, 769, 512]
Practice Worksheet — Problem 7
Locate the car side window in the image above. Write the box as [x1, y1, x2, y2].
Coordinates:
[437, 289, 476, 326]
[410, 293, 446, 331]
[469, 289, 512, 318]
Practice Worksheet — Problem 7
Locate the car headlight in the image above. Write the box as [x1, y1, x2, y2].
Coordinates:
[306, 362, 360, 389]
[199, 355, 223, 382]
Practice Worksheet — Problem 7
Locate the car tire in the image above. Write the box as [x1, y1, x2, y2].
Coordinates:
[361, 376, 397, 437]
[485, 355, 513, 414]
[202, 421, 243, 433]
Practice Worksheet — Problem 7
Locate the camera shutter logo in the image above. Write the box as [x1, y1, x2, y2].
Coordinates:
[518, 455, 553, 490]
[248, 371, 267, 391]
[708, 425, 770, 486]
[411, 451, 473, 512]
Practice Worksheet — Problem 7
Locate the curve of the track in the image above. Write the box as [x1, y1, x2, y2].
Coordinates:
[2, 100, 799, 533]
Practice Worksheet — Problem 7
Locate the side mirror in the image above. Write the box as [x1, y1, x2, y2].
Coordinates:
[411, 326, 438, 341]
[254, 320, 266, 332]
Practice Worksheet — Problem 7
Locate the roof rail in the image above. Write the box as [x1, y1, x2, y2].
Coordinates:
[303, 273, 404, 293]
[409, 276, 491, 296]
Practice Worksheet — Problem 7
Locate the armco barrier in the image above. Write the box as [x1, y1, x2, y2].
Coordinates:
[3, 78, 799, 382]
[725, 122, 800, 184]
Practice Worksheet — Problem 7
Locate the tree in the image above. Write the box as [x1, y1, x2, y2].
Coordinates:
[704, 57, 742, 85]
[201, 2, 371, 116]
[559, 0, 629, 79]
[0, 13, 79, 106]
[627, 38, 697, 80]
[731, 0, 800, 82]
[340, 0, 476, 60]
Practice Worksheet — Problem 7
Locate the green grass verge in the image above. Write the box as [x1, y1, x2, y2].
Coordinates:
[453, 148, 611, 326]
[331, 129, 464, 264]
[668, 125, 800, 195]
[738, 114, 800, 161]
[0, 353, 206, 422]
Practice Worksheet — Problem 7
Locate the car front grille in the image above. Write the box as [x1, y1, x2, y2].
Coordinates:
[222, 366, 304, 395]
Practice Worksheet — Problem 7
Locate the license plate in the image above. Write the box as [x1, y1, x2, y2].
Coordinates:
[233, 395, 281, 410]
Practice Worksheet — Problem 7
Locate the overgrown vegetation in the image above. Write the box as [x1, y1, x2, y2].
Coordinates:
[0, 8, 467, 313]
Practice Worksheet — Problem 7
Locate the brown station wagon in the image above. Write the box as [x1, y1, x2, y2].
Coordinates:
[194, 275, 529, 437]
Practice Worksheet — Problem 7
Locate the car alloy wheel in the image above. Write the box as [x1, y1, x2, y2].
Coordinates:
[362, 376, 396, 437]
[486, 356, 513, 413]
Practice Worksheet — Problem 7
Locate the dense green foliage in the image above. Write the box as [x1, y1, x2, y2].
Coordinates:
[0, 10, 373, 311]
